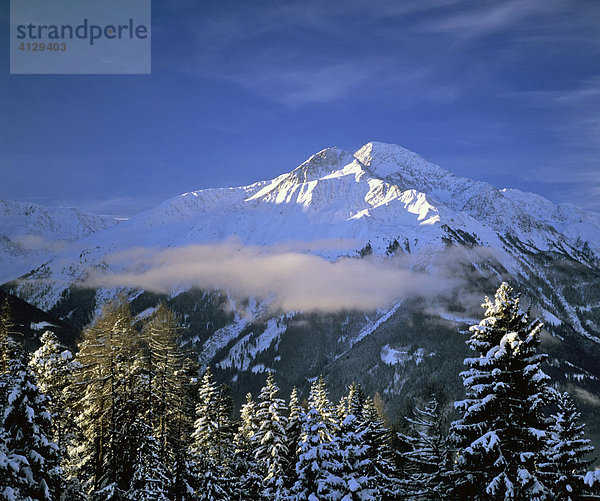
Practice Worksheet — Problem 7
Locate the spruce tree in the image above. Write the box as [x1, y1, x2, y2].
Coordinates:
[190, 367, 235, 500]
[291, 377, 342, 500]
[397, 395, 452, 499]
[191, 367, 235, 464]
[0, 297, 18, 375]
[282, 387, 302, 491]
[338, 384, 396, 498]
[540, 390, 594, 500]
[232, 393, 262, 501]
[451, 282, 551, 500]
[1, 354, 60, 501]
[29, 332, 77, 467]
[169, 357, 198, 501]
[126, 421, 170, 501]
[254, 372, 289, 498]
[334, 384, 378, 500]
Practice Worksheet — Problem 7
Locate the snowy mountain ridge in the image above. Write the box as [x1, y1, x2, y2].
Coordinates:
[0, 199, 118, 284]
[4, 141, 600, 312]
[0, 199, 117, 242]
[4, 141, 600, 437]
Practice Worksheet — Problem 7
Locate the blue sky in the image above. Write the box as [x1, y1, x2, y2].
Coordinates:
[1, 0, 599, 216]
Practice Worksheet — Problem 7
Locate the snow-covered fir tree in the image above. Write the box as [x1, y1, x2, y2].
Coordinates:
[237, 392, 260, 449]
[190, 367, 235, 500]
[126, 421, 170, 501]
[540, 390, 594, 500]
[168, 357, 198, 501]
[451, 282, 551, 500]
[29, 332, 77, 470]
[309, 376, 338, 440]
[232, 393, 262, 501]
[397, 395, 452, 499]
[333, 383, 378, 500]
[282, 387, 303, 490]
[1, 353, 60, 501]
[254, 372, 289, 498]
[291, 377, 343, 500]
[337, 383, 366, 423]
[191, 367, 235, 465]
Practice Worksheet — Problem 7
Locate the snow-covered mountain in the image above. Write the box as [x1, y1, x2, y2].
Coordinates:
[0, 199, 117, 284]
[3, 142, 600, 435]
[6, 142, 600, 311]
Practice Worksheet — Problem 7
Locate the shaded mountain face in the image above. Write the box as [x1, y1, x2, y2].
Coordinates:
[0, 289, 77, 350]
[2, 141, 600, 439]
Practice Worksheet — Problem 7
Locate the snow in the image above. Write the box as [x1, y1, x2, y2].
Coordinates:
[197, 314, 251, 368]
[4, 140, 600, 347]
[584, 469, 600, 486]
[541, 309, 561, 326]
[438, 311, 478, 325]
[219, 315, 290, 371]
[136, 307, 156, 319]
[29, 322, 54, 331]
[251, 364, 273, 374]
[338, 301, 403, 359]
[380, 345, 435, 366]
[0, 199, 118, 283]
[380, 345, 411, 366]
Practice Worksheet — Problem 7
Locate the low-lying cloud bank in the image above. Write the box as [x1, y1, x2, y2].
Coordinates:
[83, 241, 462, 313]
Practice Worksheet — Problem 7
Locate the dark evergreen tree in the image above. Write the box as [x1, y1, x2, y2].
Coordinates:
[397, 395, 452, 499]
[168, 357, 198, 501]
[0, 297, 18, 375]
[126, 422, 169, 501]
[282, 387, 302, 491]
[540, 390, 594, 500]
[337, 382, 366, 423]
[360, 397, 397, 497]
[451, 282, 551, 500]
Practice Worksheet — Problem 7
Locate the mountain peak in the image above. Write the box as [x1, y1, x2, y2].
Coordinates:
[288, 147, 355, 183]
[354, 141, 449, 181]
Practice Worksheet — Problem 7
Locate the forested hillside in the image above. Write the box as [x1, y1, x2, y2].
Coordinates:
[1, 284, 599, 500]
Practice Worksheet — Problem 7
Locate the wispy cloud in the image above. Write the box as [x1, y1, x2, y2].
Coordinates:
[505, 77, 600, 107]
[224, 62, 374, 107]
[424, 0, 567, 38]
[83, 241, 461, 313]
[176, 0, 481, 107]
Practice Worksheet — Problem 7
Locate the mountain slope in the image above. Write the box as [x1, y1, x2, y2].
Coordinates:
[3, 141, 600, 440]
[0, 199, 118, 284]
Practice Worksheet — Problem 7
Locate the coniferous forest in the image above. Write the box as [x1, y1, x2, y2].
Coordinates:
[1, 283, 600, 500]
